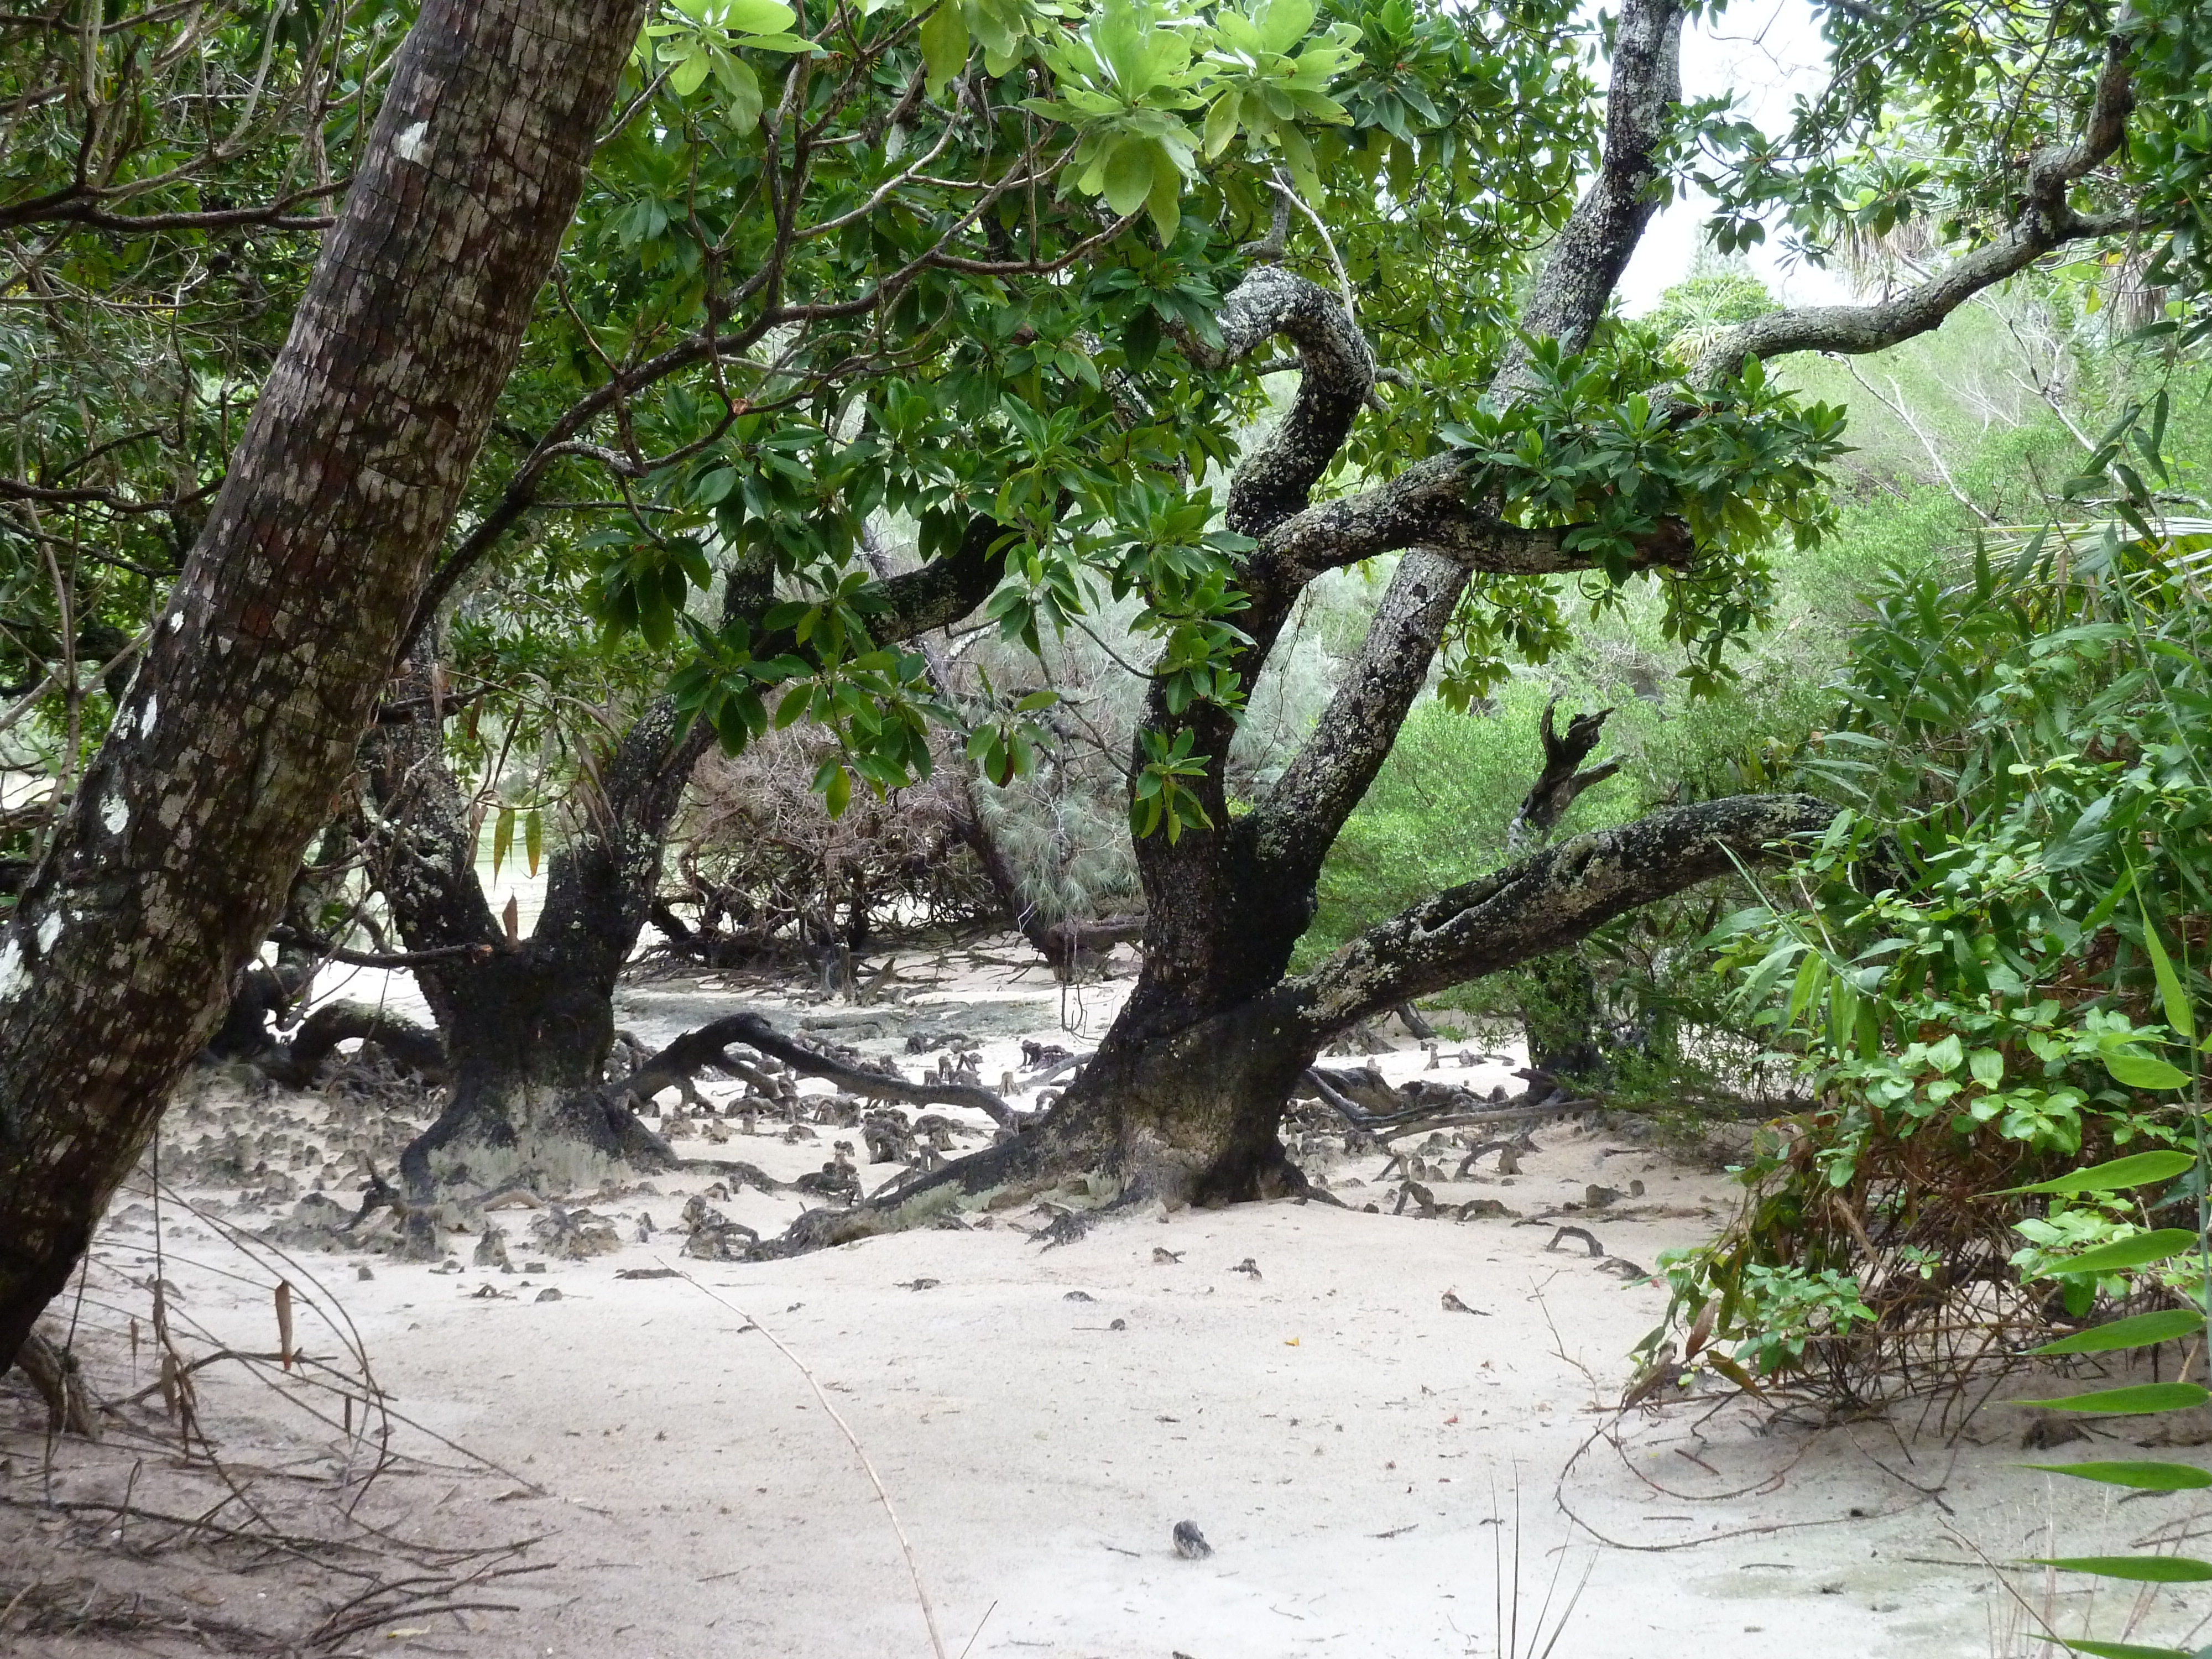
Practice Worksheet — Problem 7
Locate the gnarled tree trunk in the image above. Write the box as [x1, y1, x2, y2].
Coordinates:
[365, 686, 701, 1196]
[0, 0, 651, 1372]
[772, 0, 2140, 1254]
[774, 0, 1837, 1252]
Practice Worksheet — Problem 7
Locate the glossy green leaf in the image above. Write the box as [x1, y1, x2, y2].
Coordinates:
[2140, 905, 2197, 1044]
[718, 54, 763, 129]
[2010, 1383, 2211, 1415]
[918, 1, 967, 95]
[2022, 1460, 2212, 1491]
[2036, 1229, 2201, 1278]
[669, 44, 713, 97]
[1998, 1151, 2195, 1196]
[2106, 1050, 2190, 1091]
[2028, 1310, 2206, 1355]
[719, 0, 796, 32]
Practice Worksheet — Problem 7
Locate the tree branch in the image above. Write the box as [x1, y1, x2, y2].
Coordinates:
[1208, 266, 1375, 544]
[1254, 456, 1694, 581]
[1238, 0, 1687, 891]
[1506, 696, 1621, 852]
[1695, 23, 2136, 383]
[1284, 792, 1834, 1034]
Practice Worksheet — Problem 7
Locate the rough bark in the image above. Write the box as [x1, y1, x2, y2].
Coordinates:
[1507, 697, 1621, 852]
[0, 0, 651, 1371]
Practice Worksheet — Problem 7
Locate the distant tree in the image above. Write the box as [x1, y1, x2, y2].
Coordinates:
[1645, 249, 1780, 364]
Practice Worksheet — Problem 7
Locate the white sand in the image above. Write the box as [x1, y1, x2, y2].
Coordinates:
[8, 967, 2208, 1658]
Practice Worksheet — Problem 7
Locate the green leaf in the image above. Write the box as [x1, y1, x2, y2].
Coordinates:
[1102, 139, 1155, 216]
[2022, 1460, 2212, 1491]
[2038, 1641, 2195, 1659]
[2037, 1229, 2202, 1278]
[2028, 1310, 2206, 1355]
[491, 805, 514, 881]
[2043, 794, 2114, 871]
[1145, 154, 1180, 241]
[918, 1, 968, 95]
[670, 44, 713, 96]
[1999, 1151, 2196, 1196]
[2140, 905, 2198, 1044]
[718, 53, 763, 128]
[2026, 1556, 2212, 1584]
[718, 0, 796, 31]
[524, 807, 543, 879]
[1202, 87, 1239, 160]
[2105, 1050, 2191, 1091]
[2009, 1383, 2211, 1415]
[1254, 0, 1314, 54]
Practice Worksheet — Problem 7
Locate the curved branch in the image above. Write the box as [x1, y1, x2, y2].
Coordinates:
[1237, 0, 1688, 893]
[1255, 453, 1694, 581]
[1695, 23, 2135, 383]
[1283, 792, 1835, 1035]
[645, 1013, 1026, 1130]
[255, 1001, 449, 1089]
[1212, 265, 1375, 543]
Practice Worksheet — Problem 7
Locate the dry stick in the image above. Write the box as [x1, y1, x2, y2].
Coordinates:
[958, 1599, 998, 1659]
[1555, 1423, 1906, 1552]
[665, 1263, 950, 1659]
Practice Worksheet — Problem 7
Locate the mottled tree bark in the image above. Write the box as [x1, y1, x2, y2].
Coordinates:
[0, 0, 651, 1371]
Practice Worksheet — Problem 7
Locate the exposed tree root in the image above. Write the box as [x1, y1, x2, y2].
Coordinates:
[645, 1013, 1026, 1128]
[255, 1001, 448, 1089]
[9, 1330, 101, 1439]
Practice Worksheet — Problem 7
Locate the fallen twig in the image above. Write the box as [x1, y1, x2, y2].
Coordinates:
[662, 1262, 950, 1659]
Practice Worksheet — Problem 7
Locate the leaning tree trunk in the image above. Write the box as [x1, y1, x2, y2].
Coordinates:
[0, 0, 651, 1371]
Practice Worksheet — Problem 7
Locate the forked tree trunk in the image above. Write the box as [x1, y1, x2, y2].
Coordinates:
[363, 521, 1015, 1199]
[364, 687, 700, 1198]
[0, 0, 650, 1372]
[771, 0, 1837, 1255]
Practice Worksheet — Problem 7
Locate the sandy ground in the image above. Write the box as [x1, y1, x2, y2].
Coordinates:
[6, 952, 2210, 1658]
